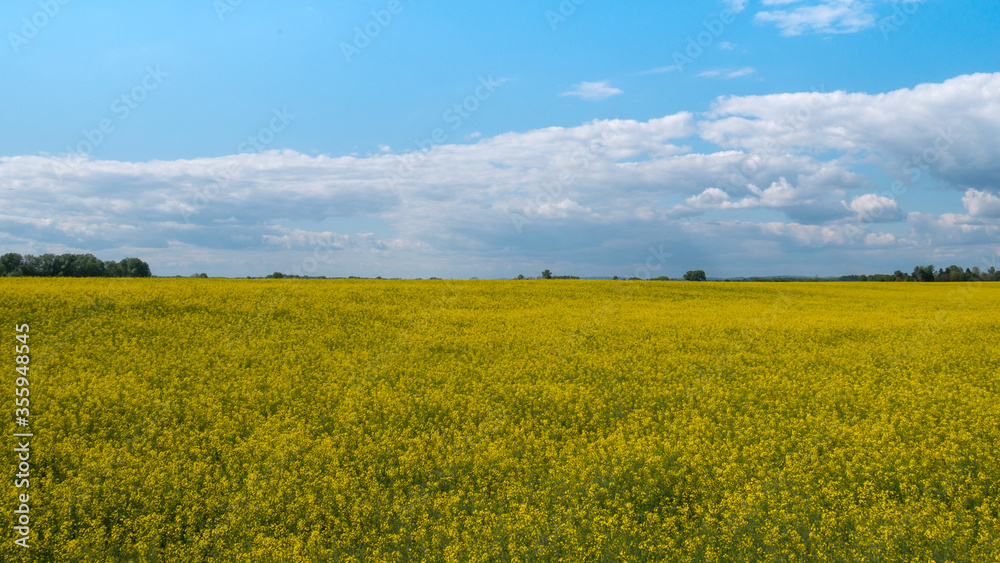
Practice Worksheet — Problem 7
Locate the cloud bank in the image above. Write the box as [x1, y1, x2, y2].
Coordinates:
[2, 73, 999, 277]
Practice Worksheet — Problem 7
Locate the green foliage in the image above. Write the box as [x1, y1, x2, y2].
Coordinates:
[0, 253, 150, 278]
[683, 270, 707, 281]
[841, 266, 999, 283]
[541, 269, 552, 279]
[118, 257, 152, 278]
[0, 252, 22, 273]
[104, 260, 122, 277]
[913, 264, 935, 282]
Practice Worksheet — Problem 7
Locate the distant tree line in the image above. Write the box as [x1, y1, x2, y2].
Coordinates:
[262, 273, 410, 280]
[521, 270, 678, 281]
[513, 265, 1000, 283]
[216, 265, 1000, 282]
[845, 265, 999, 282]
[515, 270, 583, 280]
[0, 253, 151, 278]
[519, 270, 678, 281]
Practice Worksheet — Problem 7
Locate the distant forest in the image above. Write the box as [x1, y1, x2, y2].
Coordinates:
[528, 266, 1000, 282]
[838, 265, 999, 282]
[701, 265, 998, 282]
[0, 253, 151, 278]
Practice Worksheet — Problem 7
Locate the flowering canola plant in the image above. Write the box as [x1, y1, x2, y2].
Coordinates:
[1, 278, 998, 562]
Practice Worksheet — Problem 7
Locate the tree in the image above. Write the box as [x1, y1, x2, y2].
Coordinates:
[104, 260, 122, 277]
[541, 269, 552, 279]
[0, 253, 151, 278]
[50, 254, 72, 276]
[119, 257, 152, 278]
[945, 265, 965, 282]
[70, 254, 106, 277]
[684, 270, 707, 281]
[516, 274, 524, 280]
[0, 253, 21, 276]
[35, 253, 57, 277]
[912, 265, 934, 282]
[18, 255, 42, 277]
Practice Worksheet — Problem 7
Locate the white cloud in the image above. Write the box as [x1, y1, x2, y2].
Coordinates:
[761, 222, 858, 246]
[684, 178, 805, 210]
[700, 73, 1000, 190]
[725, 0, 749, 13]
[755, 0, 877, 36]
[907, 212, 1000, 248]
[262, 228, 350, 250]
[678, 176, 860, 224]
[864, 232, 897, 246]
[559, 81, 624, 101]
[685, 187, 733, 209]
[637, 65, 679, 75]
[2, 73, 1000, 277]
[846, 193, 903, 222]
[962, 189, 1000, 218]
[699, 67, 758, 79]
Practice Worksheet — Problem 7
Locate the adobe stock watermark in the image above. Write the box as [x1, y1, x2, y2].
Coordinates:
[633, 244, 672, 280]
[8, 0, 72, 54]
[385, 75, 504, 189]
[214, 0, 248, 21]
[180, 107, 295, 223]
[879, 0, 928, 41]
[51, 66, 169, 178]
[340, 0, 406, 64]
[545, 0, 589, 31]
[511, 120, 625, 234]
[671, 8, 740, 72]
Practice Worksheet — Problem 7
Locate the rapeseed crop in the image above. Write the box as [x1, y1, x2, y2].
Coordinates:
[2, 279, 998, 561]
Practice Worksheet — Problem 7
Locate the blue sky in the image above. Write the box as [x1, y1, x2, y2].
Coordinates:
[2, 0, 999, 278]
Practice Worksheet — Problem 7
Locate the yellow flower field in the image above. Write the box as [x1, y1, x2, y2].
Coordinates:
[2, 279, 999, 562]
